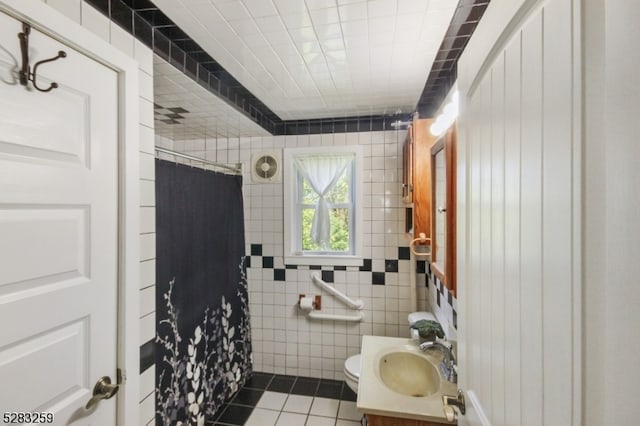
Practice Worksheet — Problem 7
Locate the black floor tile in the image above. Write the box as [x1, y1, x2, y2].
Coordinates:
[341, 385, 357, 402]
[243, 372, 273, 390]
[215, 404, 254, 425]
[231, 387, 264, 406]
[316, 380, 343, 399]
[207, 403, 227, 424]
[291, 377, 319, 396]
[266, 376, 295, 393]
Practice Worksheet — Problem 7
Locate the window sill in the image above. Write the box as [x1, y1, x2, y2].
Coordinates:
[284, 255, 363, 267]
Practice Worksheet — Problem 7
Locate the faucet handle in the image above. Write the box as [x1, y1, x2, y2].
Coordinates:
[442, 390, 466, 415]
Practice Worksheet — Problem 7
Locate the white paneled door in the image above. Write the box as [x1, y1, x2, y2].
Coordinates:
[456, 0, 581, 425]
[0, 9, 119, 424]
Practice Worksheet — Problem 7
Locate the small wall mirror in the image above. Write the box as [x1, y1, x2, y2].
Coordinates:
[430, 126, 457, 295]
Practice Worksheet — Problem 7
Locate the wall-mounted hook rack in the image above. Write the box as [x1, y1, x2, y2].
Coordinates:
[18, 23, 66, 93]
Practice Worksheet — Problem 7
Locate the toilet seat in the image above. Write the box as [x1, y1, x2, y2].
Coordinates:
[344, 354, 361, 380]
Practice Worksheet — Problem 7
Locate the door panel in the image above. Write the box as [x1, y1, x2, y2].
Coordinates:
[0, 9, 118, 424]
[457, 0, 580, 424]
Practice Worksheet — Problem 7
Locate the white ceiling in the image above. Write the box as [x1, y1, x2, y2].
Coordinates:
[154, 54, 271, 140]
[152, 0, 457, 120]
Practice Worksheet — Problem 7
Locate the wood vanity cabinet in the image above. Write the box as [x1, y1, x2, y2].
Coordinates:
[366, 414, 452, 426]
[402, 118, 437, 241]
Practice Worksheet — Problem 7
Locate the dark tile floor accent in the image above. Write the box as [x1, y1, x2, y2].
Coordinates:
[207, 372, 357, 425]
[266, 375, 296, 393]
[214, 403, 254, 425]
[316, 379, 343, 399]
[243, 372, 273, 390]
[231, 388, 264, 406]
[290, 377, 319, 396]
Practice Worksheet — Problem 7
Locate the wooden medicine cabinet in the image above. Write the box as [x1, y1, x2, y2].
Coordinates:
[430, 125, 457, 295]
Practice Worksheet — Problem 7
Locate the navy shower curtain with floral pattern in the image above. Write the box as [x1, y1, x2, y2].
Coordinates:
[155, 159, 252, 425]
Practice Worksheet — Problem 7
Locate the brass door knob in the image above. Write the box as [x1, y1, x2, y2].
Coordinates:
[85, 376, 119, 410]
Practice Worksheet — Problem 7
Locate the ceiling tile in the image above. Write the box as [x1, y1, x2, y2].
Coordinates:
[273, 0, 307, 14]
[309, 7, 340, 26]
[366, 0, 398, 18]
[214, 1, 250, 21]
[280, 12, 313, 29]
[305, 0, 339, 10]
[314, 23, 343, 41]
[338, 2, 367, 21]
[255, 15, 286, 32]
[154, 0, 457, 120]
[241, 0, 278, 18]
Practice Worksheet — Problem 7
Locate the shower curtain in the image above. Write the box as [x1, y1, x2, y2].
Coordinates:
[155, 159, 252, 425]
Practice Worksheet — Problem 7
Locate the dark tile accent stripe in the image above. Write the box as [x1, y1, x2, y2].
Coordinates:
[372, 272, 385, 285]
[244, 372, 274, 390]
[291, 377, 319, 396]
[316, 379, 344, 399]
[267, 375, 295, 393]
[385, 259, 398, 273]
[416, 0, 491, 117]
[321, 270, 334, 283]
[341, 385, 357, 402]
[398, 246, 410, 260]
[274, 269, 286, 281]
[262, 256, 273, 268]
[231, 388, 264, 406]
[359, 258, 372, 272]
[140, 338, 155, 373]
[215, 403, 253, 425]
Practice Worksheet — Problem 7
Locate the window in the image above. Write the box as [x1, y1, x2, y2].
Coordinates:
[283, 146, 363, 266]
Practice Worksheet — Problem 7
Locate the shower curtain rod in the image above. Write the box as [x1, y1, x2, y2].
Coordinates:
[155, 146, 242, 175]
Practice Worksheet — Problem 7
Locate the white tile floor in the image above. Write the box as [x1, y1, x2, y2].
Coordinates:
[244, 392, 361, 426]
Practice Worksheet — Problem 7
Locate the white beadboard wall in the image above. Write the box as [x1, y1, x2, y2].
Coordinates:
[457, 0, 580, 424]
[166, 130, 448, 379]
[42, 1, 156, 424]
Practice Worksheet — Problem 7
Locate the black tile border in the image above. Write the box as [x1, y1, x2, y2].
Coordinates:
[246, 244, 418, 286]
[274, 269, 286, 281]
[266, 375, 296, 393]
[140, 338, 155, 373]
[372, 272, 386, 285]
[230, 388, 264, 406]
[416, 0, 491, 117]
[321, 270, 334, 283]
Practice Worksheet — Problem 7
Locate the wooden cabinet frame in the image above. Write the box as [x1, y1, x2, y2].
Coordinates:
[403, 118, 436, 242]
[430, 126, 457, 295]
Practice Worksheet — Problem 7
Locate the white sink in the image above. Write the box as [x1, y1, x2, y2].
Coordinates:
[357, 336, 457, 424]
[378, 350, 441, 397]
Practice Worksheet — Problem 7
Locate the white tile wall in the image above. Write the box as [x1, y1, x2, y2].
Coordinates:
[168, 130, 441, 379]
[45, 2, 157, 424]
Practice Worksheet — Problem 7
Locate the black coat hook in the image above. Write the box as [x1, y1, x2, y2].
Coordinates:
[18, 23, 66, 93]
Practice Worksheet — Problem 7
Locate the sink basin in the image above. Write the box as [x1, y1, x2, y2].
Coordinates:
[378, 351, 441, 397]
[358, 336, 457, 423]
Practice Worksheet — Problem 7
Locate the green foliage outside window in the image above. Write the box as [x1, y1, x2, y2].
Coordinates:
[300, 169, 351, 252]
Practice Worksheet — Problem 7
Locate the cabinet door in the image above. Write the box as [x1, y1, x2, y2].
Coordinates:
[402, 132, 413, 203]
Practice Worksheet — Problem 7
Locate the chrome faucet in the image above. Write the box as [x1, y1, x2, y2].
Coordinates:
[419, 341, 457, 383]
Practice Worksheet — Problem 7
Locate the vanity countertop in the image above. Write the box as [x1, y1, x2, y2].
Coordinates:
[357, 335, 457, 424]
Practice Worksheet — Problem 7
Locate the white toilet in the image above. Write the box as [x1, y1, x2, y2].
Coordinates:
[343, 311, 436, 394]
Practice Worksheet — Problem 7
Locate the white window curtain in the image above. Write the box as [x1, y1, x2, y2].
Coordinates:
[294, 153, 354, 250]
